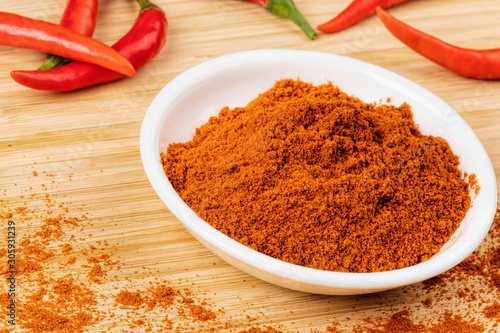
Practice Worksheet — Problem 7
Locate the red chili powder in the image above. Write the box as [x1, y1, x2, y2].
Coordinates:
[364, 310, 425, 332]
[483, 301, 500, 320]
[240, 327, 284, 333]
[162, 78, 475, 273]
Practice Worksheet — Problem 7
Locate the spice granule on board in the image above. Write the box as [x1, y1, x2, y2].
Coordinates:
[162, 78, 475, 273]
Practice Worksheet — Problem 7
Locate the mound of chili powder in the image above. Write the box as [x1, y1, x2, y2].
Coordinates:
[162, 78, 475, 273]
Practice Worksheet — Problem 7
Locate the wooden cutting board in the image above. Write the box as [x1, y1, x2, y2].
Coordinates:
[1, 0, 500, 332]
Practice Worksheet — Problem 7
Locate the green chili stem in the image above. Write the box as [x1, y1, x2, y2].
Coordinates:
[264, 0, 317, 40]
[37, 54, 72, 70]
[137, 0, 162, 12]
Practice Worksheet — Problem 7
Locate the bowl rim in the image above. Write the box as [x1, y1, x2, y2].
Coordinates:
[140, 48, 498, 293]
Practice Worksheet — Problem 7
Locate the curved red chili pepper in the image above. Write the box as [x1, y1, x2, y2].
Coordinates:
[0, 11, 135, 77]
[318, 0, 409, 33]
[39, 0, 99, 70]
[61, 0, 99, 36]
[10, 0, 167, 91]
[243, 0, 317, 40]
[376, 7, 500, 79]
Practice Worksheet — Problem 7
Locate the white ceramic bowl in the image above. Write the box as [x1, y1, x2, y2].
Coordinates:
[140, 49, 497, 295]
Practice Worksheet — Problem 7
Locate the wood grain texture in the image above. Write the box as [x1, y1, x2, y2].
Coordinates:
[1, 0, 499, 331]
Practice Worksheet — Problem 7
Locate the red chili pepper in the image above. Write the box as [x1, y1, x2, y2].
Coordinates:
[376, 7, 500, 79]
[318, 0, 408, 33]
[10, 0, 167, 91]
[244, 0, 317, 40]
[0, 11, 135, 77]
[61, 0, 99, 36]
[39, 0, 99, 70]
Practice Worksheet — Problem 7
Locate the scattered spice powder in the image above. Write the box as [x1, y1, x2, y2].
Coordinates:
[239, 327, 284, 333]
[364, 310, 425, 332]
[358, 309, 486, 333]
[483, 301, 500, 320]
[427, 311, 485, 332]
[162, 78, 476, 273]
[115, 289, 145, 308]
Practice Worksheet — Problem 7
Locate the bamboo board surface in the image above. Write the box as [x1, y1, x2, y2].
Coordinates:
[1, 0, 500, 332]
